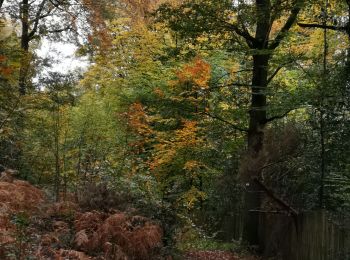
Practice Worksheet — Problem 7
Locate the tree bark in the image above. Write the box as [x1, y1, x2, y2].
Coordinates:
[19, 0, 30, 95]
[54, 105, 61, 202]
[243, 55, 270, 246]
[242, 0, 271, 246]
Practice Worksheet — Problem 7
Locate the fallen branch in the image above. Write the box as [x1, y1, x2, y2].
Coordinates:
[252, 177, 298, 218]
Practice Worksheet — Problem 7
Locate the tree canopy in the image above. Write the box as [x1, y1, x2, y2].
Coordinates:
[0, 0, 349, 258]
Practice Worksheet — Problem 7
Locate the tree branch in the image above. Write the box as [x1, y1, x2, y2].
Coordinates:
[259, 160, 285, 171]
[207, 82, 252, 92]
[269, 0, 303, 50]
[46, 25, 72, 34]
[202, 111, 248, 132]
[28, 0, 48, 39]
[267, 65, 283, 85]
[298, 22, 347, 32]
[223, 21, 257, 48]
[265, 108, 295, 123]
[267, 58, 297, 85]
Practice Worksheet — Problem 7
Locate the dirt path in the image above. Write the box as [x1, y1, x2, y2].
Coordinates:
[185, 250, 260, 260]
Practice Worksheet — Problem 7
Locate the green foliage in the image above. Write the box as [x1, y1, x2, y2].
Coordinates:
[176, 219, 240, 252]
[9, 212, 31, 260]
[0, 0, 349, 257]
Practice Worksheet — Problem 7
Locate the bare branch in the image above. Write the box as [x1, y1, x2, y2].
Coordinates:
[46, 25, 72, 34]
[28, 0, 48, 39]
[249, 209, 291, 214]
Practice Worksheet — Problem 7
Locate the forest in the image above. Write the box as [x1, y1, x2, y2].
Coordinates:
[0, 0, 349, 259]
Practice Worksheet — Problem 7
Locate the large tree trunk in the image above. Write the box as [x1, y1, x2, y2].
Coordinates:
[242, 0, 271, 247]
[243, 55, 269, 246]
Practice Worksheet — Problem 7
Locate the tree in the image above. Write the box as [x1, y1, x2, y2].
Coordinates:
[3, 1, 72, 94]
[297, 0, 350, 211]
[0, 22, 23, 170]
[156, 0, 304, 245]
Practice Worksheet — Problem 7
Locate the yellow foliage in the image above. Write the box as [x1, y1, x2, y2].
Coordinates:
[178, 186, 206, 210]
[175, 120, 200, 146]
[183, 160, 201, 171]
[149, 121, 202, 169]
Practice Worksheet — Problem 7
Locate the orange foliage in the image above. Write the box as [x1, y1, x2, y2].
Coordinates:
[46, 201, 80, 218]
[0, 179, 44, 258]
[126, 102, 153, 155]
[52, 220, 70, 235]
[0, 64, 15, 80]
[36, 247, 90, 260]
[0, 180, 44, 214]
[122, 0, 179, 23]
[0, 54, 15, 79]
[82, 0, 112, 51]
[0, 179, 165, 259]
[55, 249, 91, 260]
[74, 210, 106, 233]
[127, 102, 152, 136]
[73, 210, 106, 252]
[0, 55, 7, 62]
[0, 66, 14, 76]
[177, 57, 211, 89]
[175, 120, 202, 147]
[154, 87, 165, 97]
[0, 226, 15, 258]
[74, 212, 163, 259]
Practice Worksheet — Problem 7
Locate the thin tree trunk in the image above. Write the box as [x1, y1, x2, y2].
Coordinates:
[19, 0, 30, 95]
[319, 0, 328, 208]
[54, 106, 60, 202]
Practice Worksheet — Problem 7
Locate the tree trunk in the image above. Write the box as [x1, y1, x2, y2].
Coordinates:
[242, 0, 271, 247]
[242, 54, 269, 246]
[19, 0, 30, 95]
[346, 1, 350, 75]
[54, 106, 60, 202]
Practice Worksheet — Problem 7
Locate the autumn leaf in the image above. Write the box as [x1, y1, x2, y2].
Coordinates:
[0, 55, 7, 63]
[177, 57, 211, 89]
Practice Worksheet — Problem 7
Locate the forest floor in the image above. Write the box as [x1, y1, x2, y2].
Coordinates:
[0, 178, 258, 260]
